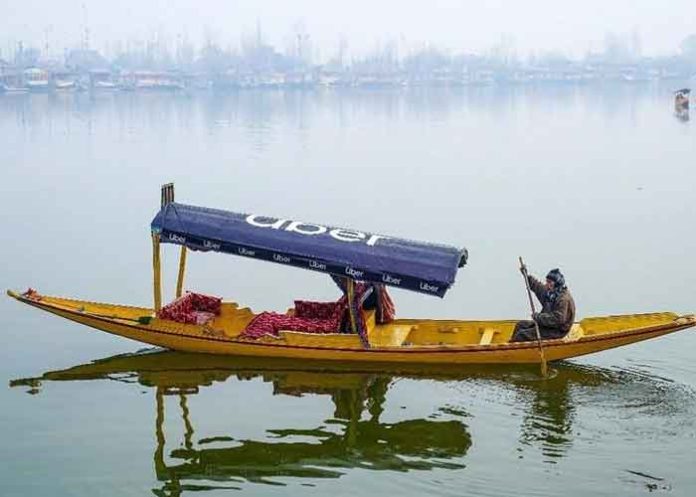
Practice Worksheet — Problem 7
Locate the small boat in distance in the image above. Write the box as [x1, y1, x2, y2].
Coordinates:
[674, 88, 690, 121]
[675, 88, 690, 110]
[7, 184, 695, 365]
[89, 69, 118, 90]
[0, 71, 28, 94]
[52, 69, 78, 91]
[23, 67, 50, 91]
[0, 83, 28, 94]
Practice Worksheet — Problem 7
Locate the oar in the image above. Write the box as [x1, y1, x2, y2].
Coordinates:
[518, 257, 549, 378]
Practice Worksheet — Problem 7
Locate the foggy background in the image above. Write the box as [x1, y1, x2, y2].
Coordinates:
[3, 0, 696, 61]
[3, 4, 696, 496]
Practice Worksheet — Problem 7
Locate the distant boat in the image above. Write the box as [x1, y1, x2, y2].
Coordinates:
[89, 70, 118, 90]
[0, 82, 28, 94]
[23, 68, 50, 92]
[674, 88, 690, 110]
[131, 71, 185, 91]
[1, 69, 28, 93]
[136, 79, 185, 91]
[93, 80, 118, 90]
[49, 69, 78, 91]
[54, 80, 77, 91]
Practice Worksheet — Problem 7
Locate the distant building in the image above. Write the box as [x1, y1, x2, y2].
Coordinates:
[65, 49, 109, 71]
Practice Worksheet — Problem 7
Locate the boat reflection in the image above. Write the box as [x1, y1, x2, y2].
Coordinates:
[10, 351, 686, 493]
[149, 375, 471, 494]
[675, 107, 689, 122]
[11, 352, 476, 493]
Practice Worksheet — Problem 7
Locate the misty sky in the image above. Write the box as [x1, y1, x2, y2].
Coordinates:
[2, 0, 696, 60]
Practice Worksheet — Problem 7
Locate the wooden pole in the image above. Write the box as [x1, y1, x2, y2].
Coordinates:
[161, 182, 175, 206]
[152, 233, 162, 312]
[346, 278, 358, 334]
[519, 257, 549, 378]
[175, 246, 187, 298]
[157, 182, 175, 306]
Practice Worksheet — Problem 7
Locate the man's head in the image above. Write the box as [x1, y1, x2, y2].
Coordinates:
[545, 268, 565, 290]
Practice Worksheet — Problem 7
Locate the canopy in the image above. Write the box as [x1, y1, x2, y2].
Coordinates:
[151, 203, 467, 297]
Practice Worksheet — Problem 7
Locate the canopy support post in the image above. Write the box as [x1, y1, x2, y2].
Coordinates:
[346, 278, 357, 335]
[175, 246, 187, 299]
[155, 182, 175, 309]
[152, 233, 162, 312]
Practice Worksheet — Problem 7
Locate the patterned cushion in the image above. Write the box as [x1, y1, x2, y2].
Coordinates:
[240, 284, 378, 340]
[241, 311, 345, 339]
[188, 293, 222, 313]
[294, 300, 340, 320]
[158, 292, 222, 325]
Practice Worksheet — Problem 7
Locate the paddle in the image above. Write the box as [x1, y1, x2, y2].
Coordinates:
[518, 257, 549, 378]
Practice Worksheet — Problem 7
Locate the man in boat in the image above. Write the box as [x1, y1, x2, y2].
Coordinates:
[511, 268, 575, 342]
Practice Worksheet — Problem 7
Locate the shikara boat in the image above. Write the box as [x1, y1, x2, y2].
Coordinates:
[7, 184, 695, 365]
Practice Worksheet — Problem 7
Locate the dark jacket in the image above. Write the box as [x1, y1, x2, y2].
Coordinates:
[528, 276, 576, 333]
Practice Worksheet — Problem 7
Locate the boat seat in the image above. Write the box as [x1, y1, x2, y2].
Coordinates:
[562, 323, 584, 342]
[384, 325, 413, 347]
[479, 328, 499, 345]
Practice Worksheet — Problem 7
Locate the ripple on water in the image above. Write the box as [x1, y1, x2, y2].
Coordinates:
[5, 350, 696, 497]
[433, 361, 696, 496]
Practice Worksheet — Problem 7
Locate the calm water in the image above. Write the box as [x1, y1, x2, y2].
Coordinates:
[1, 85, 695, 496]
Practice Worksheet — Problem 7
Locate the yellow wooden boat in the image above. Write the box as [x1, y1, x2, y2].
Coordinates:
[7, 289, 695, 364]
[7, 184, 695, 365]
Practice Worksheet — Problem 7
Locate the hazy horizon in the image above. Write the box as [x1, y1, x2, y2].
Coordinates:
[2, 0, 696, 62]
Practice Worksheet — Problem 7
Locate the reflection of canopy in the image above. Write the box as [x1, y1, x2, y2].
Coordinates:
[151, 203, 468, 297]
[160, 416, 469, 483]
[151, 373, 470, 486]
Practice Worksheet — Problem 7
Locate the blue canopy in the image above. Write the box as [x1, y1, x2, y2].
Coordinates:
[151, 203, 467, 297]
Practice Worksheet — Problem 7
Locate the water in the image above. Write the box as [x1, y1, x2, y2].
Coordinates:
[1, 85, 695, 496]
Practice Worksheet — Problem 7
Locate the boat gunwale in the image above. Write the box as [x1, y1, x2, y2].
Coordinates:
[8, 290, 695, 356]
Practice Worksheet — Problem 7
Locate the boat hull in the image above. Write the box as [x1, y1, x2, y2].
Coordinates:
[8, 290, 695, 365]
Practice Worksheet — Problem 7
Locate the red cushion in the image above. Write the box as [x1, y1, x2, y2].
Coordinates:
[241, 285, 375, 340]
[157, 292, 222, 324]
[241, 312, 279, 339]
[241, 311, 343, 339]
[188, 292, 221, 314]
[294, 300, 340, 319]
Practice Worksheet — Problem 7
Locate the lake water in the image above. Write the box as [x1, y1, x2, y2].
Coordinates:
[1, 84, 695, 496]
